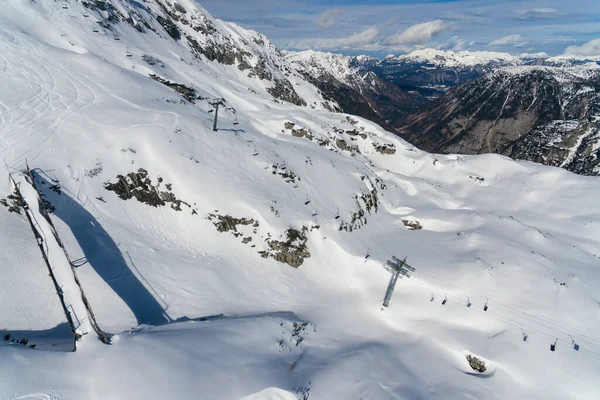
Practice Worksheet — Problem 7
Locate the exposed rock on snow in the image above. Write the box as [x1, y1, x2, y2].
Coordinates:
[207, 214, 259, 236]
[402, 219, 423, 231]
[104, 169, 191, 211]
[466, 354, 487, 373]
[259, 227, 311, 268]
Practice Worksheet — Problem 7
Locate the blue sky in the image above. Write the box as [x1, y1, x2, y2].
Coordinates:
[198, 0, 600, 57]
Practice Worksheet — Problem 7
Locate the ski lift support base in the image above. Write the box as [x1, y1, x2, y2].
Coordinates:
[382, 256, 415, 307]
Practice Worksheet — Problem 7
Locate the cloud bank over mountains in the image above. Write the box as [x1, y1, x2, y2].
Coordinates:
[199, 0, 600, 57]
[289, 20, 449, 52]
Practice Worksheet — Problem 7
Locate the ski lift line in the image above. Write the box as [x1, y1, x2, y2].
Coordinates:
[411, 269, 600, 347]
[344, 212, 600, 348]
[397, 271, 600, 356]
[418, 276, 574, 345]
[347, 208, 600, 348]
[410, 275, 600, 350]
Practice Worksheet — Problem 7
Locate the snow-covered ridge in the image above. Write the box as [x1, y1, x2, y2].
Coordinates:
[62, 0, 333, 108]
[387, 48, 522, 67]
[285, 50, 374, 87]
[495, 63, 600, 81]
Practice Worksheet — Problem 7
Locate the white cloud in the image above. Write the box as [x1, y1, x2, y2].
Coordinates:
[489, 34, 522, 46]
[564, 38, 600, 57]
[385, 20, 448, 45]
[316, 9, 342, 29]
[343, 26, 380, 46]
[515, 8, 558, 20]
[289, 26, 380, 50]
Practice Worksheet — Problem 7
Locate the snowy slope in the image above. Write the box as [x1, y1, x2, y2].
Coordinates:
[1, 1, 600, 400]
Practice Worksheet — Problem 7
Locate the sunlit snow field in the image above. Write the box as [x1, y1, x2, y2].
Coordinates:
[1, 1, 599, 399]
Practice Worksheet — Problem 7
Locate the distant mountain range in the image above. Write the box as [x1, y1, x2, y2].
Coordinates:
[286, 49, 600, 175]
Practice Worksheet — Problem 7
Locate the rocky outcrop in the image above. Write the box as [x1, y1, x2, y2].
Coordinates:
[466, 355, 487, 373]
[149, 74, 197, 103]
[267, 79, 307, 107]
[104, 169, 192, 211]
[259, 227, 311, 268]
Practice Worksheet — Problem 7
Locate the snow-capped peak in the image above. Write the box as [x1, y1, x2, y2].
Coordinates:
[285, 50, 365, 87]
[390, 48, 522, 67]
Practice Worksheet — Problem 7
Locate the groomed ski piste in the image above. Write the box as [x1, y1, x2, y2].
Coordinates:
[0, 1, 599, 399]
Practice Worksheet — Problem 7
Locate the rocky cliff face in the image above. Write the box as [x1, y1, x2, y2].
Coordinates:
[397, 65, 600, 175]
[286, 51, 423, 130]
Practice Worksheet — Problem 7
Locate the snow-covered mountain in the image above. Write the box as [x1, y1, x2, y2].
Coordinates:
[1, 1, 600, 400]
[386, 49, 522, 68]
[357, 49, 525, 99]
[398, 64, 600, 175]
[285, 50, 423, 129]
[355, 49, 600, 99]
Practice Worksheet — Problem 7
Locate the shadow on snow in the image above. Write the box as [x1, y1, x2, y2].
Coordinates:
[32, 170, 171, 328]
[0, 323, 74, 352]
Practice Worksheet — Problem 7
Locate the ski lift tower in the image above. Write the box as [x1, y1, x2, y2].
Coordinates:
[208, 98, 226, 132]
[382, 256, 415, 307]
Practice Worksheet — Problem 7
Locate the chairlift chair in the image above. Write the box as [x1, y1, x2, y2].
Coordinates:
[550, 339, 558, 352]
[466, 297, 472, 307]
[442, 294, 448, 305]
[521, 329, 528, 342]
[334, 208, 340, 219]
[569, 335, 580, 351]
[364, 250, 371, 261]
[483, 299, 489, 311]
[304, 195, 311, 205]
